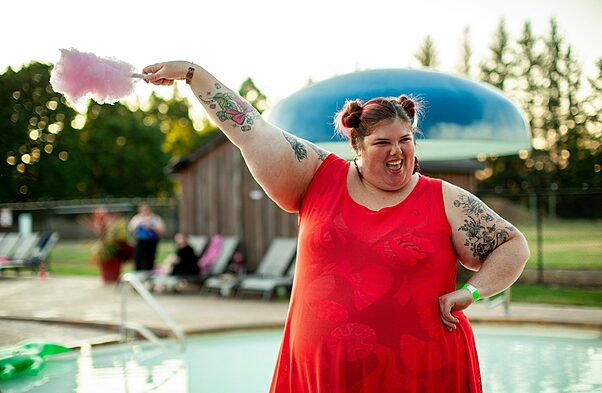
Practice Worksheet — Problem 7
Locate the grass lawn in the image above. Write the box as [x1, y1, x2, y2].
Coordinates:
[519, 219, 602, 270]
[510, 283, 602, 307]
[47, 240, 174, 276]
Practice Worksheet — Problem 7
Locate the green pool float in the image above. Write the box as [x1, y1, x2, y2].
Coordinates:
[0, 342, 71, 380]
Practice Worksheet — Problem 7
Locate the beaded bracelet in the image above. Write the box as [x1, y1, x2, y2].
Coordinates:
[185, 66, 195, 84]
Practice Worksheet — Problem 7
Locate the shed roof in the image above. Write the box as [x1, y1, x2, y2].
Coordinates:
[168, 131, 227, 173]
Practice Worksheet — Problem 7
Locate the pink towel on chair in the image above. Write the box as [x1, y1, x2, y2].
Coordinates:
[198, 235, 223, 275]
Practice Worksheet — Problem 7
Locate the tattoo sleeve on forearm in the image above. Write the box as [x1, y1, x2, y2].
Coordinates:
[454, 193, 515, 261]
[198, 83, 260, 132]
[282, 132, 308, 161]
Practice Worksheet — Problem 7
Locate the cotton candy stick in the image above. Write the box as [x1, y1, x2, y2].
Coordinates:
[50, 48, 146, 105]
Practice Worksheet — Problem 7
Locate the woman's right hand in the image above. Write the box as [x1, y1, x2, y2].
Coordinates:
[142, 61, 191, 86]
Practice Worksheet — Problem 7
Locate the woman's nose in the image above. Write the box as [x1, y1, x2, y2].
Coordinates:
[390, 143, 402, 155]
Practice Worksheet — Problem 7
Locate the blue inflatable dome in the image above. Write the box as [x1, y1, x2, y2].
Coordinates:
[264, 69, 531, 161]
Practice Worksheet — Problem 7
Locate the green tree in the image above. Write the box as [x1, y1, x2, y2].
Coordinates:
[457, 27, 473, 77]
[77, 102, 173, 198]
[480, 18, 514, 91]
[485, 21, 545, 192]
[415, 35, 439, 68]
[0, 62, 81, 201]
[238, 77, 268, 113]
[552, 42, 601, 216]
[525, 19, 586, 192]
[478, 18, 602, 217]
[477, 18, 523, 194]
[563, 58, 602, 188]
[513, 21, 543, 117]
[539, 18, 564, 177]
[28, 115, 84, 200]
[142, 87, 203, 160]
[584, 59, 602, 188]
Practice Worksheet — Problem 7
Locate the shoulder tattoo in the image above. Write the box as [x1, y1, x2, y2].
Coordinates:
[282, 132, 308, 161]
[453, 192, 515, 261]
[309, 143, 328, 161]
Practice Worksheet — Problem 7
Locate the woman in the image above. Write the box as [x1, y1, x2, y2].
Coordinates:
[128, 203, 165, 271]
[142, 62, 530, 392]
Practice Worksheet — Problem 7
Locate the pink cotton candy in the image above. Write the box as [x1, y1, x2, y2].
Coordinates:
[50, 48, 138, 104]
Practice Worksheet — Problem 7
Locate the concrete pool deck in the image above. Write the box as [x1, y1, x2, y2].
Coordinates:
[1, 275, 600, 347]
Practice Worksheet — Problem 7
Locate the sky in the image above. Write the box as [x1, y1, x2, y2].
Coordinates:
[1, 0, 601, 112]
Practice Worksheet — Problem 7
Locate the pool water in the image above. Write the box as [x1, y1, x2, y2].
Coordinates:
[475, 325, 602, 393]
[1, 325, 600, 393]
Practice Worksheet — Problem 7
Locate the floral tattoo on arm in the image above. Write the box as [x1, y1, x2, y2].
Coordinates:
[454, 193, 515, 261]
[199, 83, 260, 132]
[282, 132, 308, 161]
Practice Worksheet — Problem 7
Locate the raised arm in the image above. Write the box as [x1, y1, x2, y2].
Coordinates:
[142, 61, 328, 212]
[438, 181, 530, 331]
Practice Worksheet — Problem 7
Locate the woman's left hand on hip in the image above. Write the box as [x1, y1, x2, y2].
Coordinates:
[438, 289, 474, 332]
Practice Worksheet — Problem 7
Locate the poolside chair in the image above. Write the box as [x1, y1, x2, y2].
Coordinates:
[0, 233, 9, 260]
[0, 232, 59, 274]
[187, 235, 209, 257]
[238, 258, 296, 301]
[0, 233, 21, 258]
[204, 237, 297, 298]
[0, 233, 31, 274]
[6, 233, 40, 264]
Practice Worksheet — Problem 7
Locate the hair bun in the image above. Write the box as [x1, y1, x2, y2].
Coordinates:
[397, 95, 416, 119]
[342, 110, 362, 129]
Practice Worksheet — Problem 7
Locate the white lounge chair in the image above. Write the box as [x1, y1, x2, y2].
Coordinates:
[204, 237, 297, 299]
[238, 259, 296, 301]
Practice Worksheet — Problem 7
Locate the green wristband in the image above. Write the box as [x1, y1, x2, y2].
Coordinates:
[462, 283, 480, 301]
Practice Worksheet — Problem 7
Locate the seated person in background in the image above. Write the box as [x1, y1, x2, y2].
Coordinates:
[154, 233, 200, 293]
[169, 233, 199, 276]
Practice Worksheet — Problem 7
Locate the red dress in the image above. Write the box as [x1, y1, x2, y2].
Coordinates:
[269, 154, 482, 393]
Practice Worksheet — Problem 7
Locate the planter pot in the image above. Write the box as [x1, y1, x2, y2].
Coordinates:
[99, 259, 122, 283]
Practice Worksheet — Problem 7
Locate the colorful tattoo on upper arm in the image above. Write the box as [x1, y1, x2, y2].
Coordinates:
[453, 193, 515, 261]
[282, 132, 308, 162]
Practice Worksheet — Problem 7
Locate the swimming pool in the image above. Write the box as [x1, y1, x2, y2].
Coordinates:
[2, 325, 601, 393]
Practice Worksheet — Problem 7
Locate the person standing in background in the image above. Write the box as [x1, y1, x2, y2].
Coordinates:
[128, 204, 165, 271]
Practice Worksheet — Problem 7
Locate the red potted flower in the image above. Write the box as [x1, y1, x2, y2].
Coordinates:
[84, 208, 134, 283]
